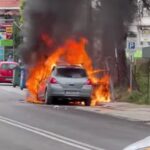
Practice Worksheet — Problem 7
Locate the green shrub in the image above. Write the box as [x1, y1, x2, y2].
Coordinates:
[116, 59, 150, 105]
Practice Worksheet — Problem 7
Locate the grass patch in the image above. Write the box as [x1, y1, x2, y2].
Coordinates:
[127, 91, 148, 104]
[115, 60, 150, 105]
[115, 88, 149, 104]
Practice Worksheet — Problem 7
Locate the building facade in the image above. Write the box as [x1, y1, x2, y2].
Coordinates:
[0, 0, 20, 61]
[129, 0, 150, 49]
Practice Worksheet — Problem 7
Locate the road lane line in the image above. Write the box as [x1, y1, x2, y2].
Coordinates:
[0, 116, 104, 150]
[124, 136, 150, 150]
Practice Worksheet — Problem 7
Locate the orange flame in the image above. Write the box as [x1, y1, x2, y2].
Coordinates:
[26, 34, 111, 105]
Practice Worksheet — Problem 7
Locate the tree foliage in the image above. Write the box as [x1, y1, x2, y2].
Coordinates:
[142, 0, 150, 10]
[20, 0, 26, 23]
[13, 0, 26, 60]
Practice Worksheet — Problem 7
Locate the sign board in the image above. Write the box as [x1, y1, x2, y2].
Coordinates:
[126, 49, 143, 58]
[5, 25, 13, 40]
[6, 26, 13, 33]
[142, 47, 150, 58]
[0, 23, 13, 47]
[134, 49, 142, 58]
[126, 38, 137, 53]
[0, 40, 13, 46]
[0, 32, 6, 40]
[0, 47, 4, 61]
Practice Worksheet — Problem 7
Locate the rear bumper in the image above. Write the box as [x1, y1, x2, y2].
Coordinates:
[0, 76, 12, 83]
[47, 84, 93, 98]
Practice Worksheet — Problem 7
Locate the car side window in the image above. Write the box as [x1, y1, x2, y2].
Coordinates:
[1, 64, 17, 70]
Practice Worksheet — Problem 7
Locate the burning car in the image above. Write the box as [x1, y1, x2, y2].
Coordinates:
[26, 38, 111, 105]
[37, 64, 93, 106]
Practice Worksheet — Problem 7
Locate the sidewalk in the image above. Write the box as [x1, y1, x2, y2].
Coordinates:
[77, 102, 150, 122]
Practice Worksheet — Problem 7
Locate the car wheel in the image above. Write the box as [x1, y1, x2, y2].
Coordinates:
[84, 98, 91, 106]
[13, 84, 16, 87]
[45, 90, 53, 105]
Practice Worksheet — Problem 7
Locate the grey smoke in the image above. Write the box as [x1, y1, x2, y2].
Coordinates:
[21, 0, 137, 67]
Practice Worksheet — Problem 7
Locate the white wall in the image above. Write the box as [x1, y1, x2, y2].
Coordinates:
[129, 12, 150, 49]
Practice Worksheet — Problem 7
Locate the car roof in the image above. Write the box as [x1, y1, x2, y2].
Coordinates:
[55, 64, 84, 69]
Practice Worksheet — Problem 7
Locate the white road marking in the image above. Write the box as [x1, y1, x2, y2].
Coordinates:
[0, 116, 104, 150]
[124, 136, 150, 150]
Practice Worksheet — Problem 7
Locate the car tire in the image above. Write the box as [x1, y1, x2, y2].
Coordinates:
[13, 84, 16, 88]
[45, 90, 53, 105]
[84, 98, 91, 106]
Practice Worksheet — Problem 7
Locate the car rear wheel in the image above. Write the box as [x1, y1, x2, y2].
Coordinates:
[84, 98, 91, 106]
[13, 84, 16, 87]
[45, 90, 53, 105]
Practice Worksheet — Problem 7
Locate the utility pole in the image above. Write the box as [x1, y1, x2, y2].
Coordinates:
[129, 54, 133, 92]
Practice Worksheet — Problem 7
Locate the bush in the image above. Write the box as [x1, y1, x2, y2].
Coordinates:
[116, 59, 150, 105]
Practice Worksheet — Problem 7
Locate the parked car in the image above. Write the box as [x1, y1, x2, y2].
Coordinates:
[0, 61, 18, 83]
[38, 65, 93, 106]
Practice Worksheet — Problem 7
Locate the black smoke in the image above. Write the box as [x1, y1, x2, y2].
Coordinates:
[21, 0, 89, 64]
[100, 0, 137, 55]
[21, 0, 137, 68]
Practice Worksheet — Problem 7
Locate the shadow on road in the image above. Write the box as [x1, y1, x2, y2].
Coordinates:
[53, 100, 84, 106]
[0, 83, 12, 86]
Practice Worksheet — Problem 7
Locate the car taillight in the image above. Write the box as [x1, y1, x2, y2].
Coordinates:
[86, 79, 92, 85]
[49, 77, 57, 84]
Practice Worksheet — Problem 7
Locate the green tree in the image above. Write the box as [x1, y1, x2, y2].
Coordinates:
[13, 0, 26, 60]
[20, 0, 26, 23]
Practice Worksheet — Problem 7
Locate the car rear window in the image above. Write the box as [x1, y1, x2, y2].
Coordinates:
[1, 63, 17, 70]
[56, 68, 87, 78]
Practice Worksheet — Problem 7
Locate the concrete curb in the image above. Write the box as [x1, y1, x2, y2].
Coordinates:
[76, 102, 150, 122]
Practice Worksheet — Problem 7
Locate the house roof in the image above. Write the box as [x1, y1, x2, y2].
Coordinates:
[0, 0, 20, 9]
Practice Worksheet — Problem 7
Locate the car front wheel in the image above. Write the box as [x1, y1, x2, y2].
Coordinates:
[45, 90, 53, 105]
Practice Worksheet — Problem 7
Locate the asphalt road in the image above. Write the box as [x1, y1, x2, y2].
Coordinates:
[0, 84, 150, 150]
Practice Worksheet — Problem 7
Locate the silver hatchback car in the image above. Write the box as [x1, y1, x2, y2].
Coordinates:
[38, 65, 93, 106]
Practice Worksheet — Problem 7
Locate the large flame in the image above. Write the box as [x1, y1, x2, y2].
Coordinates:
[26, 34, 110, 105]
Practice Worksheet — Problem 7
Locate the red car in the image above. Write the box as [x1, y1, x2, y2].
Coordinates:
[0, 61, 18, 83]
